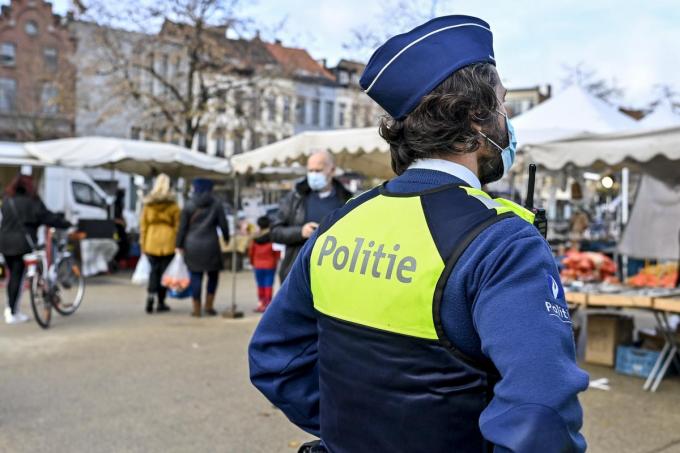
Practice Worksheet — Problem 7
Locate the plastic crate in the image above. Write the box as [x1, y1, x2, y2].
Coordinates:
[615, 346, 660, 378]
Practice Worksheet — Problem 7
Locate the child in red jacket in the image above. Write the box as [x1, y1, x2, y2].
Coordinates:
[249, 216, 281, 313]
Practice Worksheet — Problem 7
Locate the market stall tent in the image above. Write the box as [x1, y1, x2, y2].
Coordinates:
[0, 141, 48, 167]
[618, 174, 680, 261]
[521, 126, 680, 186]
[24, 137, 232, 178]
[638, 100, 680, 130]
[231, 127, 392, 179]
[0, 141, 48, 188]
[512, 84, 639, 145]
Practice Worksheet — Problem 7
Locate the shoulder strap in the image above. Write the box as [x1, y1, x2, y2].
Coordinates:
[7, 198, 36, 250]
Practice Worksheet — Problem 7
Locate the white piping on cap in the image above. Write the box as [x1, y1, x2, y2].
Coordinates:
[364, 23, 492, 94]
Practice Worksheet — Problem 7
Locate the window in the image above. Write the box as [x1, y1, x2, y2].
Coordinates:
[160, 54, 169, 94]
[296, 97, 306, 124]
[234, 89, 245, 116]
[215, 137, 225, 157]
[312, 99, 321, 126]
[25, 20, 38, 36]
[130, 127, 141, 140]
[283, 96, 291, 122]
[363, 106, 372, 127]
[251, 92, 262, 120]
[72, 182, 106, 209]
[267, 134, 277, 144]
[157, 129, 166, 142]
[197, 130, 207, 153]
[216, 89, 227, 114]
[351, 105, 359, 128]
[267, 97, 276, 121]
[338, 103, 346, 127]
[41, 84, 59, 114]
[325, 101, 334, 128]
[253, 133, 262, 149]
[43, 47, 58, 72]
[0, 78, 17, 112]
[233, 130, 244, 155]
[1, 43, 16, 66]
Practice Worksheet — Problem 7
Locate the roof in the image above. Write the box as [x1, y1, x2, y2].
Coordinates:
[160, 20, 276, 70]
[264, 42, 335, 81]
[334, 59, 366, 73]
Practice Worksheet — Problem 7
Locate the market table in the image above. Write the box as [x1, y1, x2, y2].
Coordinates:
[645, 297, 680, 392]
[565, 290, 680, 392]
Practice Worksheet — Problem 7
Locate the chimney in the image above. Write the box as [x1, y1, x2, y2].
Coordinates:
[275, 38, 282, 45]
[317, 58, 327, 68]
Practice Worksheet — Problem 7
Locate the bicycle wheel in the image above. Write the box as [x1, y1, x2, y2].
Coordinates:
[29, 275, 52, 329]
[53, 257, 85, 316]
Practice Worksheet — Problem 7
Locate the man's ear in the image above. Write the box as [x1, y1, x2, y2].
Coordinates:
[470, 119, 482, 133]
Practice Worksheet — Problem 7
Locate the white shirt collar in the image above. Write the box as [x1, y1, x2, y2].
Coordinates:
[407, 158, 481, 189]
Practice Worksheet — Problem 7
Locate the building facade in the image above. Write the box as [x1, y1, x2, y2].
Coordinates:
[505, 85, 551, 118]
[0, 0, 76, 140]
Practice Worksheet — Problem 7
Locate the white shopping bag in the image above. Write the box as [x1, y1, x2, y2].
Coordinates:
[131, 254, 151, 285]
[161, 253, 190, 291]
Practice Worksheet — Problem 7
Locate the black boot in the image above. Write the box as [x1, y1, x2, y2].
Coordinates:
[146, 295, 154, 314]
[156, 299, 171, 313]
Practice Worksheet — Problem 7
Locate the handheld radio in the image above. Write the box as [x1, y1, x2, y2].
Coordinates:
[525, 164, 548, 238]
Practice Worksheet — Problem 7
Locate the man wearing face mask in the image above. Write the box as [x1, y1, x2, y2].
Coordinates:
[270, 150, 352, 283]
[250, 15, 587, 453]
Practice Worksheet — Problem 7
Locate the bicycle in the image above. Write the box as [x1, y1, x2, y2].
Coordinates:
[24, 228, 86, 329]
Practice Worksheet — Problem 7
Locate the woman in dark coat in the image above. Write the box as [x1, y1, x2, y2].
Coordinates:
[1, 174, 70, 324]
[176, 178, 229, 317]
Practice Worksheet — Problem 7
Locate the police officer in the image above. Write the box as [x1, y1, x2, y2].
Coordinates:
[249, 15, 588, 453]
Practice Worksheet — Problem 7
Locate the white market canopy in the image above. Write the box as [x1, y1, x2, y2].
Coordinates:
[24, 137, 232, 178]
[638, 99, 680, 130]
[231, 127, 393, 179]
[513, 85, 639, 145]
[0, 141, 47, 167]
[522, 126, 680, 186]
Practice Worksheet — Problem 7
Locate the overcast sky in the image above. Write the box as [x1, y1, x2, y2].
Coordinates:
[39, 0, 680, 107]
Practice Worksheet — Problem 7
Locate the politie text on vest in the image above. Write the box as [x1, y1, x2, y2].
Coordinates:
[316, 235, 417, 283]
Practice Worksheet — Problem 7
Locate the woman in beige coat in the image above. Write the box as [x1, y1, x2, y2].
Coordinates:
[140, 174, 180, 313]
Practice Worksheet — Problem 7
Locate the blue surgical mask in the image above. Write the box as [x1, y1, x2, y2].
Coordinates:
[307, 171, 328, 191]
[480, 112, 517, 177]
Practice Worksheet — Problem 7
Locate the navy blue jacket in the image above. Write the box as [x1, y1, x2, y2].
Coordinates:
[249, 169, 589, 452]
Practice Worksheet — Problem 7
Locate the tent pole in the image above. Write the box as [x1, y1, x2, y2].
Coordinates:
[621, 167, 629, 279]
[223, 172, 244, 319]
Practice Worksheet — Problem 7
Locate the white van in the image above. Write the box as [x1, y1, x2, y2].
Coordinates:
[41, 167, 111, 224]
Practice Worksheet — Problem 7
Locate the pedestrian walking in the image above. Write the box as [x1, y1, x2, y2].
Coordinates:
[139, 174, 180, 314]
[248, 216, 280, 313]
[1, 174, 70, 324]
[249, 15, 588, 453]
[270, 150, 352, 283]
[176, 178, 230, 317]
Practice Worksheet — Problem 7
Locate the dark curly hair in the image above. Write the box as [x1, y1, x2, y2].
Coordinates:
[378, 63, 502, 175]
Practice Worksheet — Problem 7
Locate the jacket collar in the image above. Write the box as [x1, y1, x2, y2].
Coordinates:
[295, 177, 351, 198]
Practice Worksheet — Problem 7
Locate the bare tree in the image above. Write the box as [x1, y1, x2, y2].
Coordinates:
[561, 62, 624, 103]
[649, 84, 679, 110]
[77, 0, 279, 149]
[343, 0, 448, 58]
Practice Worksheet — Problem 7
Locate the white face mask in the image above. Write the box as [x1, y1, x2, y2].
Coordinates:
[307, 171, 328, 191]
